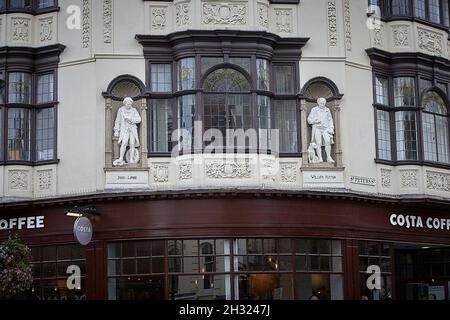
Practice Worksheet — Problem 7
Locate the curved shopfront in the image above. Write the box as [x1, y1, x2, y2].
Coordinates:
[1, 190, 450, 300]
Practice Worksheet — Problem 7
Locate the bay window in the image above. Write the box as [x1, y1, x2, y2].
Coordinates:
[1, 0, 57, 12]
[149, 55, 300, 155]
[378, 0, 450, 27]
[373, 74, 450, 166]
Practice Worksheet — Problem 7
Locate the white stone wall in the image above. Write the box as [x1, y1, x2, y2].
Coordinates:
[0, 0, 449, 201]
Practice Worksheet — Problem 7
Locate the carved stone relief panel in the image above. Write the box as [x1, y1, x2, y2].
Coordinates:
[103, 0, 113, 43]
[327, 0, 337, 46]
[179, 162, 193, 181]
[417, 27, 443, 55]
[11, 17, 31, 43]
[344, 0, 351, 51]
[426, 171, 450, 192]
[380, 168, 392, 188]
[281, 163, 297, 183]
[392, 25, 409, 47]
[151, 7, 168, 31]
[400, 169, 418, 189]
[202, 2, 247, 25]
[153, 163, 170, 183]
[82, 0, 91, 48]
[37, 170, 53, 192]
[176, 2, 191, 27]
[39, 17, 54, 43]
[274, 8, 292, 33]
[205, 160, 252, 179]
[258, 3, 269, 29]
[9, 170, 29, 191]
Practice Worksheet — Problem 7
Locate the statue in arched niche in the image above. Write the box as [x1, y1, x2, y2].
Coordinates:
[307, 97, 335, 163]
[113, 97, 142, 166]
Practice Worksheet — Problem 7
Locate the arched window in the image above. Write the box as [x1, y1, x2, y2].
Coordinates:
[203, 68, 252, 150]
[422, 91, 449, 163]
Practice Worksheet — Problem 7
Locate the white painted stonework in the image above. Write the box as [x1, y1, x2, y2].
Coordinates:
[0, 0, 449, 202]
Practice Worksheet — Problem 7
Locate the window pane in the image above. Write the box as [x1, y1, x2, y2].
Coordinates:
[443, 0, 450, 26]
[37, 74, 54, 103]
[435, 115, 450, 164]
[152, 99, 173, 152]
[258, 96, 271, 151]
[396, 111, 418, 160]
[419, 78, 432, 94]
[201, 57, 224, 75]
[274, 65, 295, 94]
[274, 100, 298, 153]
[38, 0, 55, 9]
[229, 57, 251, 73]
[377, 110, 392, 160]
[170, 275, 228, 300]
[36, 108, 55, 161]
[177, 95, 195, 151]
[423, 112, 438, 162]
[391, 0, 409, 15]
[296, 274, 342, 300]
[10, 0, 32, 8]
[108, 276, 165, 300]
[414, 0, 426, 19]
[177, 58, 195, 91]
[151, 64, 172, 92]
[7, 108, 31, 160]
[204, 68, 250, 92]
[257, 59, 270, 91]
[394, 77, 416, 107]
[8, 73, 32, 104]
[428, 0, 441, 24]
[0, 73, 4, 104]
[238, 274, 294, 300]
[375, 77, 389, 105]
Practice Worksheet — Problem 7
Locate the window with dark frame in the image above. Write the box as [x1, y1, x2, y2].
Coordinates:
[0, 0, 57, 12]
[106, 238, 344, 301]
[375, 0, 450, 28]
[373, 74, 450, 166]
[0, 70, 57, 164]
[149, 55, 300, 155]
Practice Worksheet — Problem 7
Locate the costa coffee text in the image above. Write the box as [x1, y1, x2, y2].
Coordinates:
[0, 216, 45, 231]
[390, 214, 450, 231]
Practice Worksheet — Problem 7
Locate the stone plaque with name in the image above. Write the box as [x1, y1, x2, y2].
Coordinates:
[350, 175, 376, 186]
[105, 171, 149, 188]
[303, 170, 345, 188]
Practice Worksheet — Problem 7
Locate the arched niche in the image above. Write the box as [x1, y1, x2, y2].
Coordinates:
[299, 77, 344, 168]
[103, 75, 149, 169]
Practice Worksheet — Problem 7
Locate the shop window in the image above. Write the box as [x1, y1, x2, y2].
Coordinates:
[30, 244, 86, 300]
[1, 0, 57, 12]
[359, 241, 392, 300]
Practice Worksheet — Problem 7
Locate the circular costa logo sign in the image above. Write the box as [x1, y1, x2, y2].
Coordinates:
[73, 217, 93, 246]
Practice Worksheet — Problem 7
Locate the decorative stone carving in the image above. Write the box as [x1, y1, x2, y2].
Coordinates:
[373, 25, 383, 47]
[380, 169, 391, 188]
[206, 161, 251, 179]
[426, 171, 450, 192]
[103, 0, 113, 43]
[152, 7, 167, 30]
[153, 164, 169, 183]
[82, 0, 91, 48]
[113, 97, 142, 166]
[327, 0, 337, 46]
[261, 159, 276, 181]
[39, 17, 53, 42]
[392, 25, 409, 47]
[258, 3, 269, 29]
[418, 27, 442, 55]
[9, 170, 28, 191]
[400, 169, 418, 189]
[179, 162, 193, 180]
[176, 2, 190, 27]
[11, 18, 30, 42]
[37, 170, 52, 191]
[202, 3, 246, 25]
[275, 9, 292, 33]
[307, 98, 335, 163]
[344, 0, 352, 51]
[281, 164, 297, 183]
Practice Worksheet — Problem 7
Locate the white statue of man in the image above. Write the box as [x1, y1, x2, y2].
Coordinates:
[113, 97, 142, 166]
[307, 97, 335, 163]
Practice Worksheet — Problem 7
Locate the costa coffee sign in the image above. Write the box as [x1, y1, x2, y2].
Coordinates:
[0, 216, 45, 231]
[390, 214, 450, 231]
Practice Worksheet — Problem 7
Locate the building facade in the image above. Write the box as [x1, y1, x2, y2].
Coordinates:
[0, 0, 450, 300]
